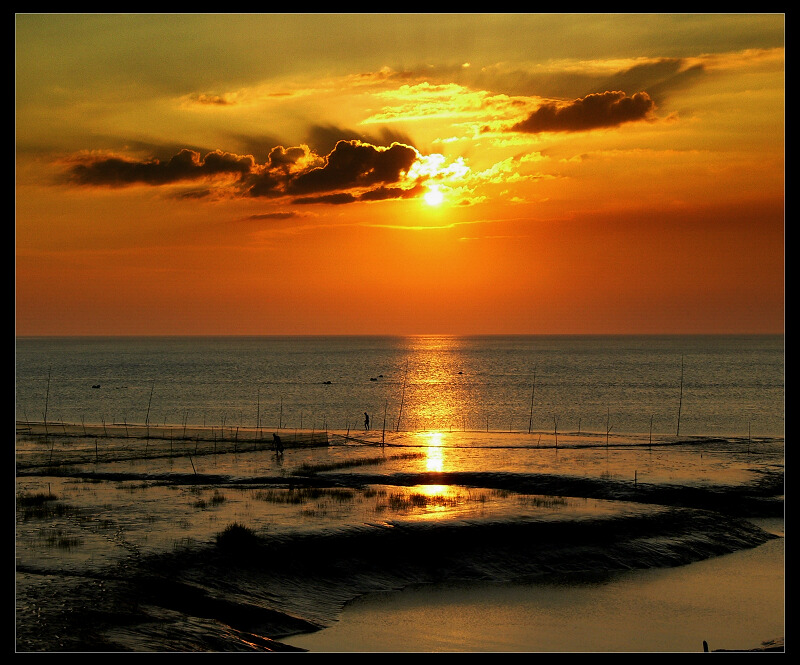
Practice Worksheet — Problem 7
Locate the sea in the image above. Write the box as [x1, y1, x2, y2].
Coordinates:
[15, 334, 784, 438]
[15, 334, 785, 651]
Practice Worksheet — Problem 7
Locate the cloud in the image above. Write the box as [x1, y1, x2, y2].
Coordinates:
[305, 123, 416, 156]
[186, 92, 239, 106]
[64, 140, 426, 205]
[246, 212, 298, 220]
[507, 91, 656, 134]
[291, 192, 357, 205]
[286, 140, 419, 196]
[66, 149, 254, 186]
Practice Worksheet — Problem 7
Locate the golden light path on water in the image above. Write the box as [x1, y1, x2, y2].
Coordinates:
[399, 335, 471, 433]
[417, 430, 451, 505]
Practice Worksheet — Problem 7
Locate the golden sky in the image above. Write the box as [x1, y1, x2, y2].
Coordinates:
[15, 13, 785, 335]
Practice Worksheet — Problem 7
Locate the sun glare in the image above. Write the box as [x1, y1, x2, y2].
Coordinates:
[424, 186, 444, 207]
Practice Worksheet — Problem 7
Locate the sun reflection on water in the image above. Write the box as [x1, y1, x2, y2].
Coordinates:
[398, 336, 470, 431]
[422, 430, 445, 473]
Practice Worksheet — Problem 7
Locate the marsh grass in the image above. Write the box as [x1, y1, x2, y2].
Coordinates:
[17, 491, 57, 506]
[191, 490, 227, 509]
[215, 522, 259, 549]
[40, 528, 82, 550]
[254, 487, 357, 505]
[16, 491, 78, 521]
[383, 492, 463, 511]
[517, 495, 569, 508]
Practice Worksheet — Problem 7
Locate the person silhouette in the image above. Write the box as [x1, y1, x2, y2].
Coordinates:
[364, 412, 370, 431]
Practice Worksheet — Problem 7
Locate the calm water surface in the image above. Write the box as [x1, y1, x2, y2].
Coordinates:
[15, 335, 784, 438]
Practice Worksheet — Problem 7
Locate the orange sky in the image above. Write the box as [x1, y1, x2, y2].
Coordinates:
[15, 14, 785, 335]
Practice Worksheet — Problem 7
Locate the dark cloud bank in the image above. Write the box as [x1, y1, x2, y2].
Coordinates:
[508, 90, 656, 134]
[65, 90, 657, 204]
[66, 140, 421, 205]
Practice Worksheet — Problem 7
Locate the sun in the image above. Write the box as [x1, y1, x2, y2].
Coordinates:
[423, 185, 444, 207]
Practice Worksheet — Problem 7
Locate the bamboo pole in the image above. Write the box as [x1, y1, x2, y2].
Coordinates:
[145, 379, 154, 441]
[43, 366, 51, 437]
[396, 360, 409, 432]
[528, 369, 536, 434]
[382, 399, 387, 447]
[676, 355, 684, 437]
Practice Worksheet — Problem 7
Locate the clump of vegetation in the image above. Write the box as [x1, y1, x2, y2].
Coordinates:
[193, 489, 226, 509]
[215, 522, 260, 550]
[17, 491, 57, 506]
[254, 487, 357, 505]
[17, 491, 77, 521]
[383, 491, 462, 511]
[41, 528, 82, 549]
[518, 495, 569, 508]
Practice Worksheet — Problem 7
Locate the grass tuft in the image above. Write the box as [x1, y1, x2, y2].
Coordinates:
[215, 522, 259, 549]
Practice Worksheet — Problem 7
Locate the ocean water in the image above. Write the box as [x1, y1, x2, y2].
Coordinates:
[14, 334, 785, 651]
[15, 335, 784, 438]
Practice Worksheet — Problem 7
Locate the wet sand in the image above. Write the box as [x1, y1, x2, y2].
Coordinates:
[285, 519, 784, 652]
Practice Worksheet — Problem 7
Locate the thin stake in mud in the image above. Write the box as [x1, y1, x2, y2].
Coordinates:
[255, 387, 261, 444]
[606, 408, 613, 448]
[43, 366, 51, 437]
[382, 399, 387, 447]
[554, 415, 559, 448]
[145, 379, 154, 441]
[396, 359, 409, 432]
[86, 414, 97, 461]
[528, 368, 536, 434]
[676, 355, 684, 437]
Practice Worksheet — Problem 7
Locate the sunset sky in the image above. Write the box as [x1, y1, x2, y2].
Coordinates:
[15, 13, 785, 336]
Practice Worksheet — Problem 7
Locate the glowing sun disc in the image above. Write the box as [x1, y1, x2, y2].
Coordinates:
[424, 186, 444, 206]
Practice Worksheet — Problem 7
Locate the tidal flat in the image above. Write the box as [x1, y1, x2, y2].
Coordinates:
[15, 423, 784, 652]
